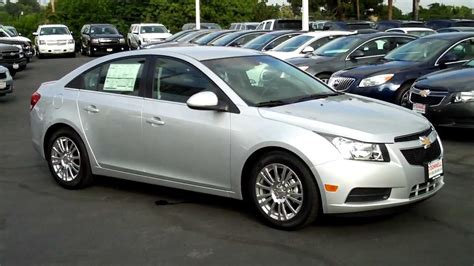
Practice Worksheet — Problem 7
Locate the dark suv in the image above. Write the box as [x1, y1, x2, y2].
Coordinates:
[0, 43, 27, 76]
[79, 24, 127, 56]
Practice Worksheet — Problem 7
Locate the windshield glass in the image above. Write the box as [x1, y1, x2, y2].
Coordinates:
[5, 27, 17, 36]
[39, 27, 70, 35]
[203, 55, 335, 106]
[243, 34, 276, 49]
[314, 37, 361, 57]
[210, 32, 243, 46]
[466, 60, 474, 67]
[272, 35, 313, 52]
[90, 25, 119, 35]
[408, 30, 435, 37]
[194, 31, 230, 45]
[140, 25, 167, 34]
[385, 38, 451, 62]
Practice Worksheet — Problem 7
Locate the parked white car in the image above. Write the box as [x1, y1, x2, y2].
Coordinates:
[386, 27, 436, 37]
[0, 25, 32, 44]
[33, 24, 75, 58]
[266, 31, 354, 60]
[127, 23, 172, 49]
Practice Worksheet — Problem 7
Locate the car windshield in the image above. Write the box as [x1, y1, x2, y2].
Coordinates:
[465, 60, 474, 67]
[141, 25, 167, 34]
[5, 27, 17, 36]
[193, 31, 230, 45]
[90, 25, 119, 35]
[408, 30, 435, 37]
[385, 38, 451, 62]
[243, 34, 276, 49]
[245, 24, 258, 30]
[314, 37, 361, 57]
[166, 31, 193, 41]
[203, 55, 336, 107]
[272, 35, 313, 52]
[40, 27, 70, 35]
[210, 32, 244, 46]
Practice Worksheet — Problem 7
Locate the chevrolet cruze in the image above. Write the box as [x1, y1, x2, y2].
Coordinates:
[30, 47, 444, 229]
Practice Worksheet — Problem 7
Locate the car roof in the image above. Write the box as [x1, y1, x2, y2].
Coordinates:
[388, 27, 434, 31]
[89, 24, 115, 26]
[345, 32, 416, 40]
[156, 46, 263, 61]
[301, 30, 353, 37]
[39, 24, 68, 28]
[137, 23, 165, 26]
[423, 32, 474, 40]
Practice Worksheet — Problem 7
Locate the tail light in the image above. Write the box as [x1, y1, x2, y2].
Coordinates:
[30, 92, 41, 111]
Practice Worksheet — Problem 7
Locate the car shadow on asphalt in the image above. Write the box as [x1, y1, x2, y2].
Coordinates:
[437, 127, 474, 142]
[94, 175, 402, 228]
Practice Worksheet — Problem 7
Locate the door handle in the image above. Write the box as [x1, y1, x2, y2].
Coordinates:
[146, 117, 165, 126]
[83, 105, 100, 114]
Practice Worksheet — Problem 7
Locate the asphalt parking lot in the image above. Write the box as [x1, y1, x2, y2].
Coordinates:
[0, 55, 473, 265]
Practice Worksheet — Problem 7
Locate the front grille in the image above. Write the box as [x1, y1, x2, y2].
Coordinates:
[401, 140, 442, 165]
[409, 177, 442, 198]
[1, 51, 20, 59]
[46, 40, 67, 45]
[409, 87, 448, 106]
[394, 127, 432, 142]
[345, 188, 391, 203]
[327, 77, 355, 91]
[0, 72, 7, 79]
[99, 38, 119, 44]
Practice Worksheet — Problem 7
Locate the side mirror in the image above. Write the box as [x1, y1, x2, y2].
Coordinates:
[19, 33, 22, 36]
[302, 46, 314, 54]
[349, 50, 365, 60]
[168, 30, 171, 33]
[438, 53, 458, 66]
[32, 32, 38, 36]
[186, 91, 228, 111]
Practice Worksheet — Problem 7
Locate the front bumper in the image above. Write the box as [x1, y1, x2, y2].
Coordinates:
[314, 132, 444, 214]
[38, 44, 75, 54]
[90, 43, 128, 54]
[0, 81, 13, 95]
[0, 58, 27, 72]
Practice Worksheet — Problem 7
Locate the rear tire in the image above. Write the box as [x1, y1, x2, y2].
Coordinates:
[247, 151, 320, 230]
[46, 128, 94, 189]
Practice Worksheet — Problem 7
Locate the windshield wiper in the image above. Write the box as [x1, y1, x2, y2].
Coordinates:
[292, 93, 340, 103]
[255, 100, 290, 107]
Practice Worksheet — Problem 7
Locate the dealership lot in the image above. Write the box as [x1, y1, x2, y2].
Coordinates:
[0, 56, 473, 265]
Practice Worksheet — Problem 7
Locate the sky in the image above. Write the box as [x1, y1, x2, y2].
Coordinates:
[268, 0, 474, 13]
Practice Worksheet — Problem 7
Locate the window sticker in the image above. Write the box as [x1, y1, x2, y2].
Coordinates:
[103, 63, 141, 92]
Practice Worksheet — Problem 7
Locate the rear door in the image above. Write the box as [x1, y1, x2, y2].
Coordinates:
[72, 56, 149, 173]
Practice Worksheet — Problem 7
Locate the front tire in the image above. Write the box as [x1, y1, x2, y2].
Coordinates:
[46, 128, 94, 189]
[395, 83, 413, 108]
[247, 151, 320, 230]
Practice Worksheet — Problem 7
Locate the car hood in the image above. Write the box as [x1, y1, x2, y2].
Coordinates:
[140, 33, 172, 39]
[339, 60, 421, 78]
[258, 94, 430, 143]
[415, 67, 474, 92]
[38, 34, 73, 41]
[288, 55, 336, 66]
[1, 36, 31, 43]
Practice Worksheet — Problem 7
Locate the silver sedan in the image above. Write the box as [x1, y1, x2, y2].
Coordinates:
[30, 47, 444, 229]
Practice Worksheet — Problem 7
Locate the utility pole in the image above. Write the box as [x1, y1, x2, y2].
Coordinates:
[195, 0, 200, 30]
[356, 0, 360, 20]
[302, 0, 309, 31]
[412, 0, 420, 20]
[51, 0, 55, 13]
[387, 0, 393, 20]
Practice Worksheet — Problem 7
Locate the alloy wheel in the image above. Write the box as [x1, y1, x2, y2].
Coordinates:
[50, 137, 81, 182]
[255, 163, 303, 221]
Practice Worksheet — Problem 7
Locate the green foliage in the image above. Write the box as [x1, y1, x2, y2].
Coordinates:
[417, 3, 474, 20]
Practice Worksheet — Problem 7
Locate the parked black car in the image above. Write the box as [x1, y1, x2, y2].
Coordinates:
[209, 30, 268, 47]
[288, 32, 416, 82]
[437, 27, 474, 33]
[0, 43, 27, 76]
[182, 23, 221, 30]
[426, 19, 474, 30]
[409, 60, 474, 128]
[79, 24, 127, 56]
[323, 21, 374, 31]
[0, 38, 33, 63]
[376, 20, 425, 31]
[242, 30, 301, 51]
[328, 33, 474, 107]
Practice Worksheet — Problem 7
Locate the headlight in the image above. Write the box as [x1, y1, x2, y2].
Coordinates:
[328, 136, 388, 162]
[91, 39, 99, 44]
[119, 38, 126, 44]
[298, 66, 309, 71]
[454, 91, 474, 103]
[68, 39, 74, 44]
[39, 40, 46, 45]
[359, 74, 394, 87]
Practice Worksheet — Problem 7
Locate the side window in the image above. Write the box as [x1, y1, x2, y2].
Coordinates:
[307, 37, 330, 50]
[264, 22, 272, 30]
[0, 30, 8, 37]
[153, 57, 218, 103]
[359, 38, 390, 56]
[447, 39, 474, 61]
[67, 57, 145, 95]
[390, 37, 413, 50]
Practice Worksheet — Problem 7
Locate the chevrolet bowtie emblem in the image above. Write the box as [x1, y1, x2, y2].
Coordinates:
[419, 136, 432, 149]
[419, 89, 431, 97]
